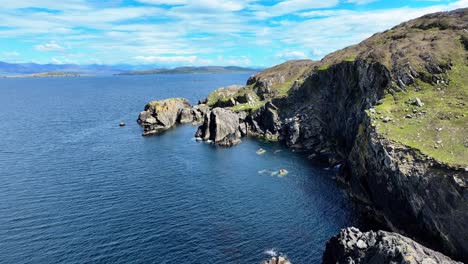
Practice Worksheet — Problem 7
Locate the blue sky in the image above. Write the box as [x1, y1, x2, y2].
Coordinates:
[0, 0, 466, 67]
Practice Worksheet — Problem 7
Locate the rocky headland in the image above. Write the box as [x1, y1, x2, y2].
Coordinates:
[138, 8, 467, 263]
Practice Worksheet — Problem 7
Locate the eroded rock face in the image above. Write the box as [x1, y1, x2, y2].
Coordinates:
[137, 98, 199, 135]
[195, 108, 242, 146]
[347, 117, 468, 260]
[243, 101, 282, 140]
[322, 228, 461, 264]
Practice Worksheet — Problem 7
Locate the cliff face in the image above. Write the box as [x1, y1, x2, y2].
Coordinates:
[277, 59, 467, 261]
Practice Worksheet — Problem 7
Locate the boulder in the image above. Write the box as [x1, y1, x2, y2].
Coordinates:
[322, 228, 461, 264]
[137, 98, 193, 136]
[195, 108, 242, 146]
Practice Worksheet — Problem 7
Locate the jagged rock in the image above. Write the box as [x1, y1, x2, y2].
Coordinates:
[195, 108, 242, 146]
[192, 104, 210, 123]
[322, 228, 461, 264]
[178, 108, 195, 124]
[284, 119, 301, 147]
[245, 101, 283, 140]
[137, 98, 193, 136]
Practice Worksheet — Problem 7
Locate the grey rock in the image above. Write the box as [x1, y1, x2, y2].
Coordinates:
[414, 98, 425, 107]
[323, 228, 461, 264]
[195, 108, 242, 146]
[137, 98, 193, 136]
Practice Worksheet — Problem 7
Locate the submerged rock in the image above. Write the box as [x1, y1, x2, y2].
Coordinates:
[256, 148, 267, 155]
[322, 228, 461, 264]
[119, 122, 126, 127]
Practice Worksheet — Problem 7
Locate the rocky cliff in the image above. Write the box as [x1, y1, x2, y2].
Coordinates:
[322, 227, 462, 264]
[138, 8, 467, 262]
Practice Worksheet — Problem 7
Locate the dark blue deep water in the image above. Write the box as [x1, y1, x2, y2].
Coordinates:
[0, 74, 359, 264]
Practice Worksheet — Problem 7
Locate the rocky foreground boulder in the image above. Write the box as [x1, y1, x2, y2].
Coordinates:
[322, 228, 462, 264]
[137, 98, 208, 136]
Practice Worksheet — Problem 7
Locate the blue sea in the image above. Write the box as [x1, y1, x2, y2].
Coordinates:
[0, 74, 360, 264]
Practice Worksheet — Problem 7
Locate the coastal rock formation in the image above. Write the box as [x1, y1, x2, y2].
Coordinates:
[195, 108, 242, 146]
[137, 98, 205, 136]
[137, 8, 468, 262]
[322, 227, 462, 264]
[243, 101, 282, 140]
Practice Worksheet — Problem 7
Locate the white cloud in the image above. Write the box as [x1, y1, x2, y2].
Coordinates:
[346, 0, 378, 5]
[1, 0, 89, 10]
[134, 55, 213, 65]
[252, 0, 340, 18]
[138, 0, 248, 12]
[35, 41, 67, 52]
[276, 51, 309, 60]
[1, 51, 20, 57]
[51, 57, 63, 64]
[0, 0, 466, 66]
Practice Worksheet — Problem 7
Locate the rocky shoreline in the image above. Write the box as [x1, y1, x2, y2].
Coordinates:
[137, 8, 467, 263]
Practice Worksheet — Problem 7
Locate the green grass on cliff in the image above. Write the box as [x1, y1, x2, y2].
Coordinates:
[370, 62, 467, 167]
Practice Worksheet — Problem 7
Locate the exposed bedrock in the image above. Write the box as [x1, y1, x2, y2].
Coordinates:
[195, 107, 242, 147]
[137, 98, 207, 136]
[322, 227, 462, 264]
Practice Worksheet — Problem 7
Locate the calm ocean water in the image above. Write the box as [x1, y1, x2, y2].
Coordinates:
[0, 74, 360, 264]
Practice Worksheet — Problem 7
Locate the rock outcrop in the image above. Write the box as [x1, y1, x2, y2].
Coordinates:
[195, 108, 242, 146]
[322, 228, 462, 264]
[137, 98, 206, 136]
[243, 101, 282, 140]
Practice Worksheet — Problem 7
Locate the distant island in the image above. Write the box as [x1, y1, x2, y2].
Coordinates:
[0, 61, 261, 77]
[2, 72, 90, 78]
[117, 66, 262, 75]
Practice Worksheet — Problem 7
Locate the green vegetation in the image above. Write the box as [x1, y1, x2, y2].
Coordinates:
[344, 56, 356, 62]
[461, 34, 468, 50]
[230, 100, 266, 112]
[317, 65, 330, 71]
[370, 61, 467, 166]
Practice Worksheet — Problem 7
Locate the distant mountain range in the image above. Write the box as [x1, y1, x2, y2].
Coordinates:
[0, 61, 130, 75]
[0, 61, 261, 76]
[117, 66, 261, 75]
